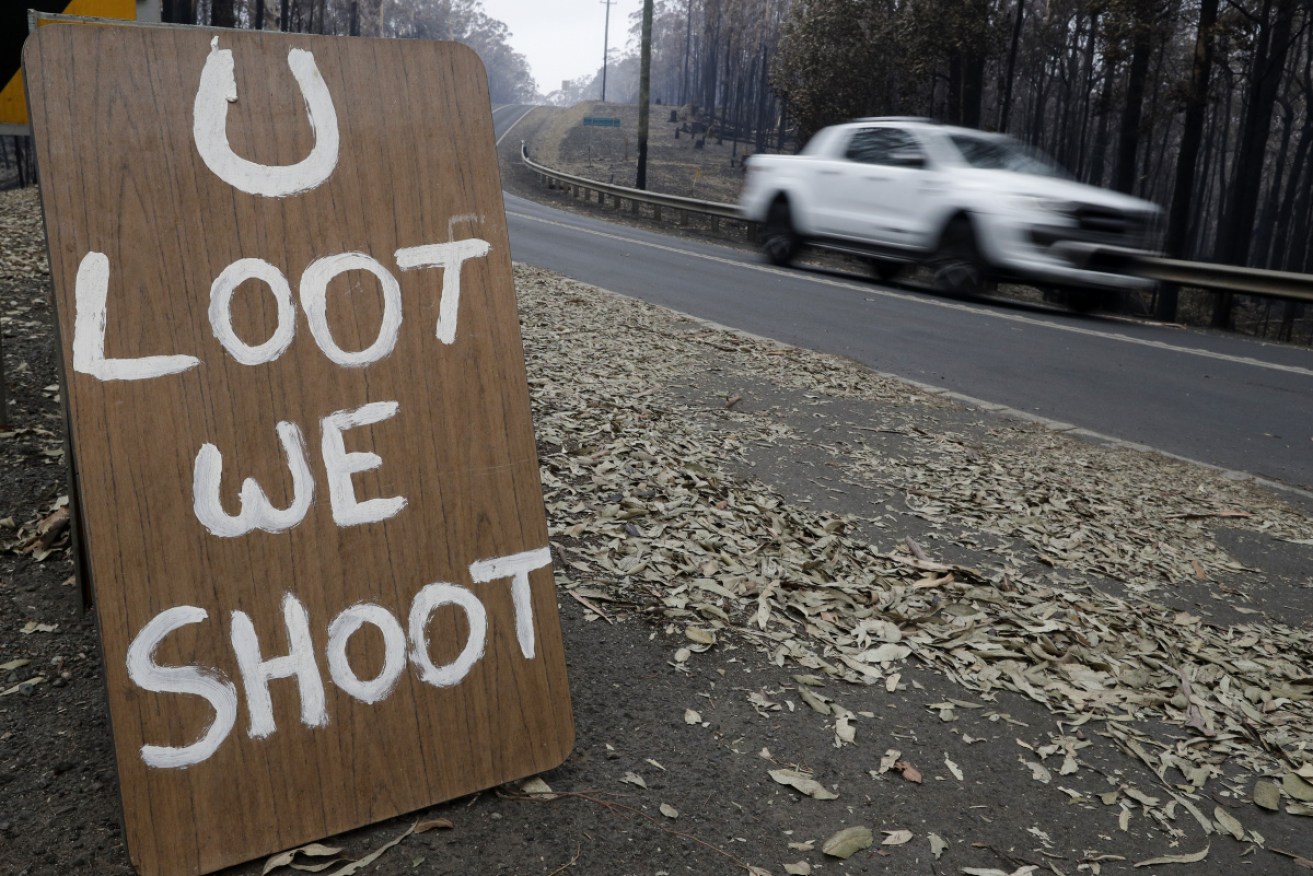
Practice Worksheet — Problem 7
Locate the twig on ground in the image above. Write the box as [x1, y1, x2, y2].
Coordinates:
[546, 844, 583, 876]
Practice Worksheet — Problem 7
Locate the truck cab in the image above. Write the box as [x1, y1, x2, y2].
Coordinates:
[740, 118, 1163, 302]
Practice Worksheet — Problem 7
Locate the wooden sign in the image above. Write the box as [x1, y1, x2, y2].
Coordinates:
[25, 24, 573, 876]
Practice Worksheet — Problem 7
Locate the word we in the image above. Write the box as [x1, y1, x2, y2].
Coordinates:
[193, 399, 404, 536]
[127, 547, 550, 768]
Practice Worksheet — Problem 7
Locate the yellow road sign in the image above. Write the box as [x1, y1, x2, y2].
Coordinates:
[1, 0, 136, 130]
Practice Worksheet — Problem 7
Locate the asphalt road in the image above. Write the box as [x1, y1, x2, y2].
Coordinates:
[491, 105, 1313, 494]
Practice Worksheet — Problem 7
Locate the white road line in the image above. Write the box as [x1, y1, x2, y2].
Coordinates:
[505, 200, 1313, 379]
[495, 106, 538, 147]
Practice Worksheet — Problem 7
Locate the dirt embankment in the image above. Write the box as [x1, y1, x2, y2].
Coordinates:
[526, 101, 751, 205]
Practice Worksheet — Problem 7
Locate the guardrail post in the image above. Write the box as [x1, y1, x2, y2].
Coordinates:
[653, 204, 662, 222]
[710, 216, 720, 235]
[679, 209, 688, 227]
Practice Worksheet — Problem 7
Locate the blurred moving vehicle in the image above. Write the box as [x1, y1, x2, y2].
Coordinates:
[739, 118, 1163, 308]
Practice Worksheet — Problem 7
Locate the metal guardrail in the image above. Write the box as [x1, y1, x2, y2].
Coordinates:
[520, 143, 744, 231]
[1130, 254, 1313, 303]
[521, 143, 1313, 305]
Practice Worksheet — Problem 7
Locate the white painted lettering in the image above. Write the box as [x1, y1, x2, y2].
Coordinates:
[193, 421, 315, 537]
[320, 401, 407, 527]
[230, 593, 328, 738]
[192, 38, 339, 198]
[326, 603, 406, 703]
[126, 606, 238, 769]
[209, 258, 296, 365]
[408, 583, 487, 688]
[394, 239, 491, 345]
[73, 252, 202, 381]
[300, 253, 403, 366]
[469, 547, 551, 659]
[127, 546, 549, 765]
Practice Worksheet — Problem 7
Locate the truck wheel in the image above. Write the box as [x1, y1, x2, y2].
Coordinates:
[762, 199, 799, 266]
[932, 218, 986, 297]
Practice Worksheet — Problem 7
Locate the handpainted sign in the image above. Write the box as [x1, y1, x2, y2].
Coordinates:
[0, 0, 136, 133]
[582, 115, 621, 127]
[25, 24, 573, 876]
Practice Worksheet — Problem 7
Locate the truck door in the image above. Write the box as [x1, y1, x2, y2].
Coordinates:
[836, 126, 932, 248]
[810, 127, 890, 239]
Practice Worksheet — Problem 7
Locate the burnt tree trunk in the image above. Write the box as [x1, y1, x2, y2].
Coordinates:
[999, 0, 1026, 131]
[1156, 0, 1218, 321]
[1113, 0, 1153, 194]
[1212, 0, 1295, 327]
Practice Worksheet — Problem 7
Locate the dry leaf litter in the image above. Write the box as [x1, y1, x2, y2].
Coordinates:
[517, 265, 1313, 838]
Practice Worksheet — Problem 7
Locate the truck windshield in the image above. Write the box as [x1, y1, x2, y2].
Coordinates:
[948, 134, 1069, 178]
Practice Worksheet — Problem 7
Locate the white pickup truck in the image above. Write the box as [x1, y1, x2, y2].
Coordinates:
[739, 118, 1163, 307]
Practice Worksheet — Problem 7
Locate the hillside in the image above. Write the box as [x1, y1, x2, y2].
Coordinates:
[523, 101, 751, 206]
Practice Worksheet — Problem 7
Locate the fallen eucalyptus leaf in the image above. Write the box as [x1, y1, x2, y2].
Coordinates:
[783, 862, 812, 875]
[928, 832, 947, 859]
[685, 626, 716, 645]
[770, 768, 838, 800]
[262, 844, 343, 876]
[1285, 773, 1313, 803]
[322, 824, 414, 876]
[882, 828, 913, 845]
[1214, 806, 1244, 840]
[519, 777, 554, 797]
[19, 622, 57, 634]
[413, 817, 454, 833]
[659, 803, 679, 818]
[684, 708, 702, 725]
[1133, 845, 1209, 867]
[834, 713, 856, 746]
[822, 825, 873, 859]
[799, 688, 831, 715]
[621, 771, 647, 789]
[859, 643, 910, 664]
[1022, 760, 1051, 784]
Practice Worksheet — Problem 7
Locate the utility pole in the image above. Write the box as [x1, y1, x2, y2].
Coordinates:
[636, 0, 653, 189]
[600, 0, 616, 102]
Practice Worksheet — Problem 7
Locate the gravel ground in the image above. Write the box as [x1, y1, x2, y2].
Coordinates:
[4, 131, 1313, 876]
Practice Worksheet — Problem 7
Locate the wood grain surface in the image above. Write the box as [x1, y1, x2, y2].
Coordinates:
[25, 24, 572, 876]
